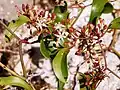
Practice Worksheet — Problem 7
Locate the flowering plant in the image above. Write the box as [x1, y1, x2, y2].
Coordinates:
[0, 0, 120, 90]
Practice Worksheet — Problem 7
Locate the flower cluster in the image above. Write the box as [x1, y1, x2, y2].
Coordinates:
[66, 18, 108, 66]
[78, 68, 106, 89]
[16, 4, 56, 36]
[66, 18, 108, 88]
[18, 4, 108, 70]
[18, 4, 109, 89]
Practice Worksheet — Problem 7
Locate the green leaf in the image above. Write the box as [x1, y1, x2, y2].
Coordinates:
[52, 48, 69, 83]
[89, 0, 108, 23]
[102, 3, 113, 14]
[8, 15, 30, 30]
[40, 39, 50, 59]
[5, 15, 30, 41]
[54, 6, 62, 13]
[55, 12, 69, 23]
[54, 1, 67, 13]
[58, 80, 64, 90]
[54, 1, 69, 23]
[0, 76, 32, 90]
[109, 17, 120, 29]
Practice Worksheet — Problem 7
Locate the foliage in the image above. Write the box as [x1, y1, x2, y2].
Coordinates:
[52, 48, 69, 83]
[0, 0, 120, 90]
[5, 15, 30, 41]
[0, 76, 32, 90]
[109, 17, 120, 29]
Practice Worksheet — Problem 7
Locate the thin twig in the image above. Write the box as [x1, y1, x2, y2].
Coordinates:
[0, 20, 26, 77]
[107, 68, 120, 80]
[19, 41, 27, 77]
[29, 82, 36, 90]
[109, 29, 117, 47]
[98, 42, 107, 69]
[0, 20, 35, 90]
[0, 60, 36, 90]
[0, 62, 25, 80]
[0, 49, 19, 55]
[72, 65, 79, 90]
[110, 47, 120, 58]
[96, 79, 103, 88]
[70, 8, 84, 27]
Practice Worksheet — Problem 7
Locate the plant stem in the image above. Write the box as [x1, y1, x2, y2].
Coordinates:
[110, 47, 120, 58]
[19, 41, 27, 77]
[0, 59, 36, 90]
[0, 49, 18, 54]
[98, 42, 107, 69]
[70, 8, 84, 27]
[29, 82, 36, 90]
[107, 68, 120, 80]
[0, 20, 27, 77]
[72, 65, 79, 90]
[109, 29, 117, 47]
[0, 62, 25, 80]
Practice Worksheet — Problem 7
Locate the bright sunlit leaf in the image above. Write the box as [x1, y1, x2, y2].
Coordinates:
[102, 3, 113, 14]
[0, 76, 32, 90]
[5, 15, 30, 41]
[89, 0, 108, 23]
[8, 15, 30, 30]
[54, 1, 69, 23]
[109, 17, 120, 29]
[52, 48, 69, 83]
[55, 12, 69, 23]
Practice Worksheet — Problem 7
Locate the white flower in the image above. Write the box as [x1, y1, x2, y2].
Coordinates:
[54, 31, 69, 47]
[54, 22, 66, 32]
[36, 18, 48, 30]
[54, 23, 69, 46]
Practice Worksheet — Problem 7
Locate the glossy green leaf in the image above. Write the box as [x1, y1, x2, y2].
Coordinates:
[55, 12, 69, 23]
[54, 1, 69, 23]
[54, 6, 62, 13]
[89, 0, 108, 23]
[102, 3, 113, 14]
[8, 15, 30, 30]
[0, 76, 32, 90]
[109, 17, 120, 29]
[54, 1, 67, 13]
[40, 39, 50, 58]
[5, 15, 30, 41]
[52, 48, 69, 83]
